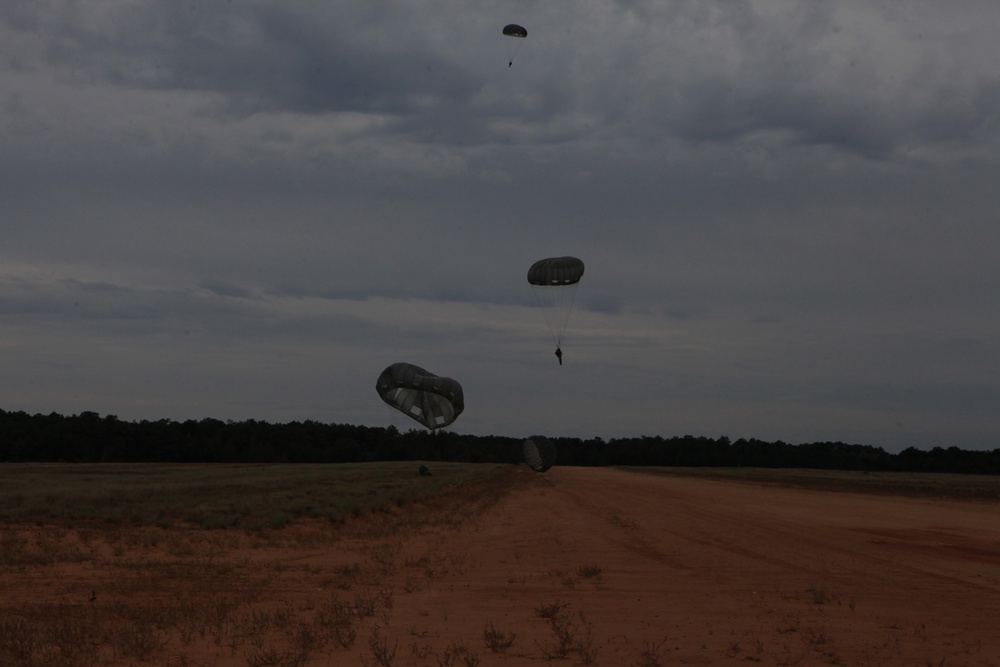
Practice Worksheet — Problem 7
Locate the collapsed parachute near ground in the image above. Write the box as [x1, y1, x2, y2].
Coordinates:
[523, 436, 557, 473]
[502, 24, 527, 38]
[375, 363, 464, 430]
[527, 256, 585, 346]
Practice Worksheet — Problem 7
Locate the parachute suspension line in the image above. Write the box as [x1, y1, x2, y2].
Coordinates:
[509, 38, 525, 67]
[502, 24, 528, 67]
[526, 256, 585, 349]
[529, 286, 555, 346]
[556, 282, 580, 347]
[529, 282, 579, 346]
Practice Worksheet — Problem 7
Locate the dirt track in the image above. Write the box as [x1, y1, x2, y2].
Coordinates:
[5, 465, 1000, 666]
[382, 466, 1000, 666]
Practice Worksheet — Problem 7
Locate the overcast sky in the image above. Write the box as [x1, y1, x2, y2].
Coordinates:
[3, 1, 999, 452]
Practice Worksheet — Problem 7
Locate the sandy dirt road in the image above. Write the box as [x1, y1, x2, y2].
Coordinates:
[4, 465, 1000, 666]
[388, 468, 1000, 665]
[378, 466, 1000, 666]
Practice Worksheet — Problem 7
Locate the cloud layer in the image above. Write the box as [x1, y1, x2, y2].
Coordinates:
[3, 1, 999, 451]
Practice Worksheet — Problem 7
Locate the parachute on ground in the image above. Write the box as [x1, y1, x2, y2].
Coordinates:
[527, 256, 585, 347]
[503, 24, 527, 38]
[523, 436, 557, 473]
[375, 363, 464, 430]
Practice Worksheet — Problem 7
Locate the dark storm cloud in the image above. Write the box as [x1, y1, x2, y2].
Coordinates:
[2, 2, 480, 121]
[5, 1, 998, 157]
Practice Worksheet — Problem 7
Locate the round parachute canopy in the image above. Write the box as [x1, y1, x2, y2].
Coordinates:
[503, 24, 527, 38]
[527, 257, 585, 346]
[527, 257, 585, 286]
[523, 436, 557, 473]
[376, 363, 464, 430]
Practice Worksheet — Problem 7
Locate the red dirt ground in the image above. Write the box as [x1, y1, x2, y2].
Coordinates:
[5, 466, 1000, 666]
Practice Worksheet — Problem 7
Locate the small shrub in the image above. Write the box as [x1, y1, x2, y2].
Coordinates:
[637, 639, 667, 667]
[355, 589, 378, 617]
[364, 625, 397, 667]
[246, 646, 283, 667]
[535, 602, 596, 662]
[437, 640, 480, 667]
[482, 621, 516, 653]
[534, 601, 569, 620]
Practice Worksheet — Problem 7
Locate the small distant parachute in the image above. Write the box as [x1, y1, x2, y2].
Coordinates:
[503, 24, 528, 38]
[527, 256, 585, 347]
[523, 436, 557, 473]
[502, 24, 528, 66]
[375, 363, 464, 430]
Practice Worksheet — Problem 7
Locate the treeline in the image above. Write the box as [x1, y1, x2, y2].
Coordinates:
[2, 409, 999, 474]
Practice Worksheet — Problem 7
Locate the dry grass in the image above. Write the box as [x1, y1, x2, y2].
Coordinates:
[4, 463, 982, 666]
[533, 601, 598, 663]
[629, 466, 1000, 501]
[0, 461, 508, 527]
[0, 462, 518, 667]
[482, 621, 516, 654]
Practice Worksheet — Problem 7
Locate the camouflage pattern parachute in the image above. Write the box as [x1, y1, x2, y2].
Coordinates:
[503, 24, 527, 38]
[527, 256, 585, 287]
[522, 436, 557, 473]
[527, 256, 585, 347]
[375, 363, 464, 430]
[502, 24, 528, 66]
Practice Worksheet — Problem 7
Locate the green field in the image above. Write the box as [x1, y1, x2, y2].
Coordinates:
[0, 461, 510, 528]
[634, 466, 1000, 501]
[3, 463, 997, 530]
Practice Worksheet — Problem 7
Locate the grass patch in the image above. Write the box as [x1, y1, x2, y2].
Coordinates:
[0, 462, 509, 528]
[626, 467, 1000, 501]
[0, 463, 527, 666]
[482, 621, 516, 654]
[576, 563, 604, 579]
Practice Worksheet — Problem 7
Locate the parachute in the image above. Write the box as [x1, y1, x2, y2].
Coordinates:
[503, 24, 528, 38]
[375, 363, 464, 430]
[502, 24, 527, 66]
[527, 256, 585, 347]
[523, 436, 557, 473]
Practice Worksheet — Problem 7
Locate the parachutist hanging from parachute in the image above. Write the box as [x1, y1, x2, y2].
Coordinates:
[503, 24, 527, 67]
[527, 257, 585, 365]
[375, 362, 464, 430]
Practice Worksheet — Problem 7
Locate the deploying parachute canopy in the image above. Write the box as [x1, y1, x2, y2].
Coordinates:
[527, 256, 585, 346]
[376, 363, 464, 430]
[523, 436, 557, 473]
[503, 24, 527, 38]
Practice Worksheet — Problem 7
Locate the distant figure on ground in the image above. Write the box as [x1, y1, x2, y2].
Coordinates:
[419, 465, 432, 477]
[555, 347, 563, 365]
